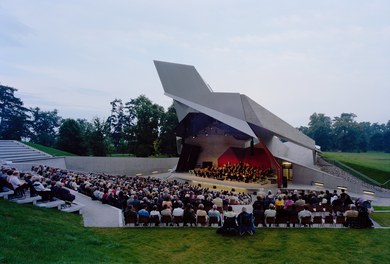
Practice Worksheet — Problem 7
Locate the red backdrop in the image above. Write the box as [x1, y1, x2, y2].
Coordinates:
[217, 147, 271, 168]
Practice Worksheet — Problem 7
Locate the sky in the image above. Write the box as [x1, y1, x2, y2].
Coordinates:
[1, 0, 389, 127]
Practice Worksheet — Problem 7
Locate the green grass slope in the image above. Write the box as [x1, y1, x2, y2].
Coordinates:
[1, 199, 390, 264]
[322, 152, 390, 188]
[22, 141, 76, 156]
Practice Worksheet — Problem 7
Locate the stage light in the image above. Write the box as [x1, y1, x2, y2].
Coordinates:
[337, 186, 347, 191]
[312, 181, 324, 186]
[363, 190, 375, 195]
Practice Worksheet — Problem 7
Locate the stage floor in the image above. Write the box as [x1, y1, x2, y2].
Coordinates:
[167, 172, 278, 193]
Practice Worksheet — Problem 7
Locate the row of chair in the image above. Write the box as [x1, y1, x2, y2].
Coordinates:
[124, 213, 357, 228]
[124, 214, 220, 227]
[256, 215, 348, 228]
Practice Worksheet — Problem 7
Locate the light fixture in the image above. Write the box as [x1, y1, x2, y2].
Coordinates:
[136, 173, 143, 176]
[363, 190, 375, 195]
[312, 181, 324, 186]
[152, 171, 159, 174]
[337, 186, 347, 190]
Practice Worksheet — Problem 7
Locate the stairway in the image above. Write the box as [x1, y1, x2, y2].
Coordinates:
[0, 140, 52, 163]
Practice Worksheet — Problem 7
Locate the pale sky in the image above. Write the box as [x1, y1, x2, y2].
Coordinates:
[1, 0, 389, 127]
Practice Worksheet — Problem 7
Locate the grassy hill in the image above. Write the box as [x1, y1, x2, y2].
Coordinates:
[1, 199, 390, 264]
[22, 142, 77, 157]
[321, 152, 390, 189]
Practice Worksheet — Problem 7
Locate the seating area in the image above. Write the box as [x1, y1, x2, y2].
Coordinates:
[0, 140, 52, 163]
[1, 163, 376, 230]
[0, 165, 84, 213]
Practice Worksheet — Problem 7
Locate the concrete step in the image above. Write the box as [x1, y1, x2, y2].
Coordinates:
[60, 202, 85, 214]
[0, 190, 14, 200]
[11, 195, 42, 205]
[36, 199, 66, 209]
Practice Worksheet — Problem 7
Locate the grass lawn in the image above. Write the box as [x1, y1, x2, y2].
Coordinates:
[371, 213, 390, 227]
[1, 200, 390, 264]
[110, 153, 136, 157]
[373, 206, 390, 211]
[22, 141, 76, 156]
[321, 152, 390, 187]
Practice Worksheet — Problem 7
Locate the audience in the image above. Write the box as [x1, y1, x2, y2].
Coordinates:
[0, 165, 376, 229]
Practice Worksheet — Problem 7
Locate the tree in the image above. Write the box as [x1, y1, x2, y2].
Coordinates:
[56, 119, 87, 155]
[28, 107, 61, 146]
[159, 103, 179, 156]
[89, 117, 110, 156]
[0, 85, 30, 140]
[384, 121, 390, 153]
[332, 113, 359, 152]
[306, 113, 333, 151]
[107, 99, 129, 153]
[125, 95, 164, 157]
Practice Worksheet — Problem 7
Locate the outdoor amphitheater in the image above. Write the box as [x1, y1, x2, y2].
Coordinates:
[1, 61, 390, 264]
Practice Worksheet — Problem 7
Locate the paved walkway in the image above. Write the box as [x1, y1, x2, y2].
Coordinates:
[69, 189, 123, 227]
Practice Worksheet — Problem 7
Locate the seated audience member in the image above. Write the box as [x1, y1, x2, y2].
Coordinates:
[7, 170, 29, 197]
[32, 176, 53, 201]
[150, 205, 161, 218]
[275, 196, 285, 209]
[196, 204, 208, 218]
[172, 203, 184, 217]
[212, 193, 223, 210]
[138, 204, 150, 226]
[264, 204, 277, 218]
[162, 196, 172, 209]
[217, 206, 238, 234]
[161, 204, 173, 218]
[196, 203, 208, 225]
[356, 201, 374, 228]
[284, 196, 294, 209]
[0, 169, 13, 192]
[298, 205, 313, 226]
[208, 205, 222, 226]
[237, 207, 255, 235]
[264, 203, 277, 227]
[183, 203, 196, 227]
[343, 204, 359, 227]
[294, 196, 306, 207]
[52, 182, 75, 202]
[124, 204, 138, 225]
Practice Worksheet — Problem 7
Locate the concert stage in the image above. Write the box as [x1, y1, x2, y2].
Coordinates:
[167, 172, 277, 194]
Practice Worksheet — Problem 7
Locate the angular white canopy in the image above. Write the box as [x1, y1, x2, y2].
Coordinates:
[154, 60, 315, 152]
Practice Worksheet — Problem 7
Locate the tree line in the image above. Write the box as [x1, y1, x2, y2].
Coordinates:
[298, 113, 390, 152]
[0, 84, 178, 157]
[1, 84, 389, 155]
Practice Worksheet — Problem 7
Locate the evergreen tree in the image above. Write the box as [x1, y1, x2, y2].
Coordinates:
[0, 85, 30, 140]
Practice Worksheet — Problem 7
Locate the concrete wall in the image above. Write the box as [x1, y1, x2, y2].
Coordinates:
[186, 134, 245, 167]
[292, 164, 390, 198]
[12, 157, 67, 171]
[64, 156, 179, 176]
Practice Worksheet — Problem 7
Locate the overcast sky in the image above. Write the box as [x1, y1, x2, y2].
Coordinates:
[1, 0, 389, 127]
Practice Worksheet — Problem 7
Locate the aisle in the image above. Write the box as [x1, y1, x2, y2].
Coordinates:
[69, 189, 123, 227]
